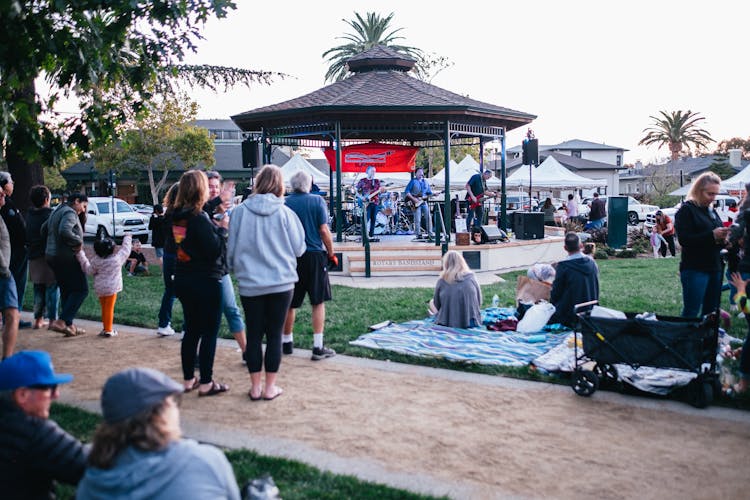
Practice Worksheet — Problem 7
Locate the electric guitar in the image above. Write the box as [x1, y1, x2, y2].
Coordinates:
[356, 188, 385, 206]
[406, 191, 444, 209]
[468, 192, 497, 210]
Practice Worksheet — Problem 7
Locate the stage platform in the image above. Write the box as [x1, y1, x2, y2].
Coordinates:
[333, 227, 567, 277]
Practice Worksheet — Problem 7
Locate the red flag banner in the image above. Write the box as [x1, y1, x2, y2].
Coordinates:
[324, 143, 419, 173]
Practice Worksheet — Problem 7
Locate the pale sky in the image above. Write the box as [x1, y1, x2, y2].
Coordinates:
[182, 0, 748, 165]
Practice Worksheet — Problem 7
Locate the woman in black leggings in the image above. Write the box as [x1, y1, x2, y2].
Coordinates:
[171, 170, 229, 397]
[227, 165, 306, 401]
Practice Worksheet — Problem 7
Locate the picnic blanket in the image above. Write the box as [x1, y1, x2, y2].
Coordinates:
[350, 316, 570, 367]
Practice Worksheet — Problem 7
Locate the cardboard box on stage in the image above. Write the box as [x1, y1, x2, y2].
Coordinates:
[456, 232, 470, 246]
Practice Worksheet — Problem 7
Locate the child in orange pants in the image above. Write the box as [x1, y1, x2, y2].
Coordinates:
[76, 234, 133, 337]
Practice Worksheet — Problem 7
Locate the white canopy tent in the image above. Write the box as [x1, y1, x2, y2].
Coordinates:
[505, 156, 606, 189]
[280, 153, 330, 186]
[669, 182, 730, 196]
[429, 157, 501, 189]
[718, 164, 750, 191]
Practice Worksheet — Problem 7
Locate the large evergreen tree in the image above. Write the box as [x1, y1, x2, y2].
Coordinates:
[0, 1, 279, 210]
[638, 110, 714, 161]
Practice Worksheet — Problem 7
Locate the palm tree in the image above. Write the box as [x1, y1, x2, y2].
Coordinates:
[322, 12, 422, 82]
[638, 110, 714, 161]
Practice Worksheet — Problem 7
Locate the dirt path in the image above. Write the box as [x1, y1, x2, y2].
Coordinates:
[17, 318, 749, 500]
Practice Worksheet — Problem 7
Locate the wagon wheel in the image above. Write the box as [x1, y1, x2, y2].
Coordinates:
[572, 369, 599, 397]
[593, 363, 619, 389]
[690, 380, 714, 409]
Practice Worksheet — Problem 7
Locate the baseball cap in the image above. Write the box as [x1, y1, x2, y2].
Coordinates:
[101, 367, 182, 424]
[655, 210, 663, 216]
[0, 351, 73, 391]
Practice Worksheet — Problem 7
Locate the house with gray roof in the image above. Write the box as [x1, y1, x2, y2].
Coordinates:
[507, 138, 627, 168]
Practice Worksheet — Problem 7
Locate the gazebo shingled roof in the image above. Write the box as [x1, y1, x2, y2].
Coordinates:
[231, 45, 535, 142]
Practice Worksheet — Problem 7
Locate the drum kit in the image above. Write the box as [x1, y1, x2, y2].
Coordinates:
[339, 188, 413, 238]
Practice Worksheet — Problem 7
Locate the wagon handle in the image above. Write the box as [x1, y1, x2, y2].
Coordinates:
[574, 300, 599, 313]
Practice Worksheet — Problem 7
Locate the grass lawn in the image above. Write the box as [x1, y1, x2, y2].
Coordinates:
[50, 404, 444, 500]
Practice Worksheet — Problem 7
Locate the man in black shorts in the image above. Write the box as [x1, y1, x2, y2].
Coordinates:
[282, 171, 336, 360]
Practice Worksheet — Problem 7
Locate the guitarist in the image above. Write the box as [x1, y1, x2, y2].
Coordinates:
[404, 167, 434, 237]
[356, 165, 386, 237]
[465, 169, 495, 230]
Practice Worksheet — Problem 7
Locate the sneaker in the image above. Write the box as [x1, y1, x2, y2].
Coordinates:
[282, 341, 293, 355]
[98, 330, 108, 337]
[311, 345, 335, 361]
[19, 320, 32, 329]
[731, 304, 738, 312]
[739, 312, 746, 319]
[127, 272, 134, 277]
[103, 330, 118, 338]
[157, 325, 176, 337]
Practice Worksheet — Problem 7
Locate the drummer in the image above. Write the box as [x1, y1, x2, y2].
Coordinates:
[380, 192, 400, 234]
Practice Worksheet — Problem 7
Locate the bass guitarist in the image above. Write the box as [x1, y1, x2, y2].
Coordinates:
[356, 165, 386, 237]
[465, 169, 495, 231]
[404, 167, 434, 237]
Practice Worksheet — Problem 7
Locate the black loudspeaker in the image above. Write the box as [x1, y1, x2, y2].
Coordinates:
[513, 212, 545, 240]
[479, 225, 507, 243]
[241, 139, 259, 169]
[522, 138, 539, 166]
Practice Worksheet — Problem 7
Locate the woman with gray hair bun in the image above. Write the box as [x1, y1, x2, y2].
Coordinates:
[76, 367, 240, 499]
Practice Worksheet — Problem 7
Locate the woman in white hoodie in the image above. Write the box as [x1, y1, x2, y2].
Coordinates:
[227, 165, 306, 401]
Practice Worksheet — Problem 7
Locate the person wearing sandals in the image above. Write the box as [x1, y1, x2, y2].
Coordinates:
[25, 185, 60, 331]
[171, 171, 229, 397]
[76, 234, 132, 338]
[228, 165, 306, 401]
[41, 192, 89, 337]
[76, 367, 240, 499]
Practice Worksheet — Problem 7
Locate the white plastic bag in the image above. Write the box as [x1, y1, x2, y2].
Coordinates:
[516, 301, 556, 333]
[591, 305, 627, 320]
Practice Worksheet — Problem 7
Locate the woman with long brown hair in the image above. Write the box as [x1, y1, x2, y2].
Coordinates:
[171, 171, 229, 397]
[76, 368, 240, 498]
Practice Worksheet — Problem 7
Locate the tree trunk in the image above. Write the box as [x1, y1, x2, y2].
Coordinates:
[7, 81, 44, 213]
[669, 141, 682, 162]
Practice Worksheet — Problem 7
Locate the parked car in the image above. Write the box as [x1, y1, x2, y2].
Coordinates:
[84, 197, 150, 243]
[582, 196, 658, 225]
[504, 194, 538, 211]
[644, 195, 740, 229]
[131, 203, 154, 216]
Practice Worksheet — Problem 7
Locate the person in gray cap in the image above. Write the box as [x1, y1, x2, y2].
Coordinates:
[0, 350, 88, 499]
[76, 367, 240, 500]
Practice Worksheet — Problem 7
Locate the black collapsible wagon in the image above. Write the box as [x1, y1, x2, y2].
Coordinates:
[571, 300, 721, 408]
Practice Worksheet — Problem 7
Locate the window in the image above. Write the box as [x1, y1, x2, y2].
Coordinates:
[571, 150, 582, 158]
[616, 154, 622, 167]
[97, 201, 135, 214]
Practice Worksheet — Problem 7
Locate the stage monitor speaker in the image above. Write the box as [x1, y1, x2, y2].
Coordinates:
[241, 139, 259, 169]
[522, 138, 539, 166]
[479, 224, 507, 243]
[513, 212, 545, 240]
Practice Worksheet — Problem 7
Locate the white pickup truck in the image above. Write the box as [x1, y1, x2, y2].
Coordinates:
[644, 195, 739, 229]
[582, 196, 659, 225]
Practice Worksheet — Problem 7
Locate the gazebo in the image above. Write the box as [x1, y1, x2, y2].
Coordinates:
[231, 45, 535, 250]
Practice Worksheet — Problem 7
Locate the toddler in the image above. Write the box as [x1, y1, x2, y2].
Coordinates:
[127, 239, 150, 276]
[76, 234, 132, 337]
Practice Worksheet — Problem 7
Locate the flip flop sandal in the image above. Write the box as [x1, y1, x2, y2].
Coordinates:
[63, 326, 79, 337]
[263, 387, 283, 401]
[198, 381, 229, 397]
[49, 324, 68, 334]
[248, 389, 263, 401]
[184, 378, 200, 393]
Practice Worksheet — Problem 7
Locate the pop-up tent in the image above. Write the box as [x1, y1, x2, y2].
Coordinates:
[281, 153, 330, 185]
[506, 155, 606, 189]
[718, 164, 750, 191]
[429, 156, 501, 188]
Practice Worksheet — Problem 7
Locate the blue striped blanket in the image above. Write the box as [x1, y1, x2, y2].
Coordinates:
[350, 318, 570, 367]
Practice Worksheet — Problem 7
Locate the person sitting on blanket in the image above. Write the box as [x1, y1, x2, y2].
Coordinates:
[548, 232, 599, 328]
[428, 250, 482, 328]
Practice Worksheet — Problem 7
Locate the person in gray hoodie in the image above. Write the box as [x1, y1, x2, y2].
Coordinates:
[76, 367, 240, 500]
[227, 165, 306, 401]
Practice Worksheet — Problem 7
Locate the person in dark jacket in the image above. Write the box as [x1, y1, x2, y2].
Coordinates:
[172, 170, 229, 397]
[156, 184, 179, 337]
[26, 185, 60, 330]
[0, 172, 31, 329]
[549, 232, 600, 327]
[0, 350, 88, 499]
[148, 203, 166, 266]
[41, 193, 88, 337]
[584, 192, 606, 230]
[674, 172, 729, 318]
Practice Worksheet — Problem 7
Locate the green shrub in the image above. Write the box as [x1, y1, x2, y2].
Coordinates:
[617, 249, 637, 258]
[604, 245, 617, 256]
[594, 248, 609, 259]
[586, 227, 608, 243]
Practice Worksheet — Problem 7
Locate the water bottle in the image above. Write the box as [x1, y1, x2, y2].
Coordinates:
[492, 294, 500, 308]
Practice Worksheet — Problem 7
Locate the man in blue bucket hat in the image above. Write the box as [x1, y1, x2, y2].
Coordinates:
[0, 350, 88, 498]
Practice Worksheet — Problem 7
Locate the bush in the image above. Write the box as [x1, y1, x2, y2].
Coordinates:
[586, 226, 608, 244]
[628, 227, 651, 254]
[604, 246, 617, 256]
[617, 249, 637, 258]
[564, 219, 584, 232]
[594, 248, 609, 259]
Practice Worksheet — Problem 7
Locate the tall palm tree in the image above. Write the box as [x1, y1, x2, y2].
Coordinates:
[322, 12, 422, 82]
[638, 110, 714, 161]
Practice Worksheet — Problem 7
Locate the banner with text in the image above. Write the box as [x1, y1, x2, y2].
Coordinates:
[324, 143, 419, 173]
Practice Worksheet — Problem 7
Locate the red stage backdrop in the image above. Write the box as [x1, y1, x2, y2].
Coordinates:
[324, 143, 419, 173]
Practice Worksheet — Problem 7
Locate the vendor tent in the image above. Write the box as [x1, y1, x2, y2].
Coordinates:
[429, 159, 501, 188]
[718, 164, 750, 191]
[506, 156, 606, 189]
[280, 153, 330, 185]
[669, 182, 730, 196]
